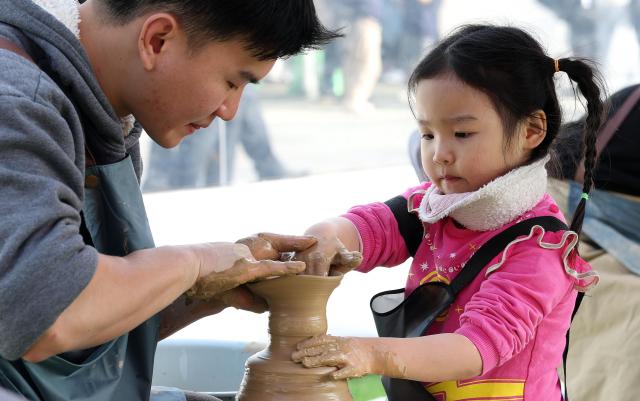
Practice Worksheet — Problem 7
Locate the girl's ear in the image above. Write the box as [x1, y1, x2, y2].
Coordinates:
[522, 109, 547, 150]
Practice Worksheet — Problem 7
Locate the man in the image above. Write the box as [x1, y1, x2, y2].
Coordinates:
[0, 1, 338, 400]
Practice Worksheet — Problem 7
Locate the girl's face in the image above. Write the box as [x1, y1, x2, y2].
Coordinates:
[415, 75, 535, 194]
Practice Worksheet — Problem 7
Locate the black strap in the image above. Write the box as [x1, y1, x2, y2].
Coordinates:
[376, 214, 569, 401]
[449, 216, 568, 295]
[385, 195, 424, 257]
[79, 211, 95, 247]
[562, 291, 584, 401]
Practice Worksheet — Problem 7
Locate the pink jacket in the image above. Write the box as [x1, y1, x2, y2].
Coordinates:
[343, 183, 594, 401]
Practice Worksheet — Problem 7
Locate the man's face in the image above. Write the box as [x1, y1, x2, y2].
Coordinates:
[132, 37, 275, 148]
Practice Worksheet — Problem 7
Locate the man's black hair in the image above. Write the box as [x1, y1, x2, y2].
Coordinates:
[100, 0, 341, 59]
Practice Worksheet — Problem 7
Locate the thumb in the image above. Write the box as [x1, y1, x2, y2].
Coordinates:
[330, 249, 362, 276]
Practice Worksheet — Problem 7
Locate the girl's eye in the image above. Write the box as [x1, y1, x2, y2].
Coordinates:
[227, 81, 238, 90]
[421, 132, 434, 140]
[454, 132, 472, 138]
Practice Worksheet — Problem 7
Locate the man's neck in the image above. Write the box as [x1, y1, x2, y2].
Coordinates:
[78, 0, 129, 117]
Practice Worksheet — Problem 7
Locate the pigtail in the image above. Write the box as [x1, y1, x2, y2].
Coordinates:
[556, 58, 606, 239]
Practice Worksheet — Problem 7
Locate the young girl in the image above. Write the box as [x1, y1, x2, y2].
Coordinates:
[290, 25, 605, 401]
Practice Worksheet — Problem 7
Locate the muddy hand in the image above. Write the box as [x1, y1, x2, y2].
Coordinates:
[186, 242, 305, 299]
[236, 232, 317, 261]
[295, 238, 362, 276]
[292, 335, 377, 380]
[215, 285, 268, 313]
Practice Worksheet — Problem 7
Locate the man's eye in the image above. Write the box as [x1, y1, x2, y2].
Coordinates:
[454, 132, 471, 138]
[421, 133, 434, 140]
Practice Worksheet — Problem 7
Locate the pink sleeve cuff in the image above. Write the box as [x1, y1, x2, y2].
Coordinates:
[342, 212, 377, 273]
[456, 324, 501, 375]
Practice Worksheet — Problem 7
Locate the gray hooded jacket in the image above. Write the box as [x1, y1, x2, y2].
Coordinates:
[0, 0, 144, 360]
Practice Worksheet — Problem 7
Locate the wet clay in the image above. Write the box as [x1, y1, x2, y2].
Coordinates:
[236, 275, 354, 401]
[186, 259, 248, 299]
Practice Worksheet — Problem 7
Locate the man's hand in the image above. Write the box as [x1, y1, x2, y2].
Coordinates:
[186, 242, 304, 299]
[236, 232, 317, 260]
[216, 285, 268, 313]
[294, 235, 362, 276]
[292, 335, 395, 380]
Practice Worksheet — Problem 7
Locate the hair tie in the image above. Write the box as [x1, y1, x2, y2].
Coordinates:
[581, 192, 590, 201]
[554, 58, 560, 73]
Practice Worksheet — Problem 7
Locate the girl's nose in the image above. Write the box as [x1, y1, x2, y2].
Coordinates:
[432, 141, 454, 165]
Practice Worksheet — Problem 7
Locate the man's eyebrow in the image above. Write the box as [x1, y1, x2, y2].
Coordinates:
[240, 71, 259, 84]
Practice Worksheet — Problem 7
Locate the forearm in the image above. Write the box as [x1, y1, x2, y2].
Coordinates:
[23, 246, 198, 362]
[366, 334, 482, 382]
[158, 295, 227, 340]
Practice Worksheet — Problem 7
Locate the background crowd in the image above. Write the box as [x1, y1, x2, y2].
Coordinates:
[140, 0, 640, 192]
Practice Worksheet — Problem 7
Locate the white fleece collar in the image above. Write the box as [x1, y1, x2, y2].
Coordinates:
[32, 0, 81, 38]
[416, 155, 550, 231]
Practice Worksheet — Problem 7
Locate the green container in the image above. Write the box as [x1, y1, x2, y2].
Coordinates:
[348, 375, 387, 401]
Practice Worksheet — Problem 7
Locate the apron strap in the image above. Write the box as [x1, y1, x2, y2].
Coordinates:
[449, 216, 568, 295]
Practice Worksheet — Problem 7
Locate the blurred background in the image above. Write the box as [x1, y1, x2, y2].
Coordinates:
[141, 0, 640, 191]
[146, 0, 640, 398]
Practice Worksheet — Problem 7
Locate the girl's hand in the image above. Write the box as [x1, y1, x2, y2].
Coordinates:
[294, 235, 362, 276]
[186, 242, 305, 299]
[292, 335, 383, 380]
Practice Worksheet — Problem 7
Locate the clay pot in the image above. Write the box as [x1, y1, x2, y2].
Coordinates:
[236, 274, 353, 401]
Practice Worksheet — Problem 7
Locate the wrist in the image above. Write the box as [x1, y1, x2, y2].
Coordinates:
[178, 245, 202, 289]
[367, 338, 408, 379]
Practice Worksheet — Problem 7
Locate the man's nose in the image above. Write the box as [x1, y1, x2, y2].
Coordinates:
[215, 89, 243, 121]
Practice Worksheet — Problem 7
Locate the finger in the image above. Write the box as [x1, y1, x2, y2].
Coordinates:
[292, 343, 339, 362]
[296, 334, 335, 350]
[342, 250, 363, 269]
[258, 233, 317, 253]
[236, 236, 279, 260]
[330, 249, 363, 276]
[332, 365, 364, 380]
[301, 351, 348, 369]
[302, 251, 332, 276]
[220, 286, 268, 313]
[245, 260, 305, 282]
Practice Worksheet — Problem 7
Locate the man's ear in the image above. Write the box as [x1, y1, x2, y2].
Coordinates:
[522, 109, 547, 149]
[138, 13, 180, 71]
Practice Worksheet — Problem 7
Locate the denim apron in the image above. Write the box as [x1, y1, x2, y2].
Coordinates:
[568, 182, 640, 275]
[0, 155, 181, 401]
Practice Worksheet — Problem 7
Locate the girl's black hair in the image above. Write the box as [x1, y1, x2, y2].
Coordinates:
[100, 0, 341, 60]
[408, 24, 606, 240]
